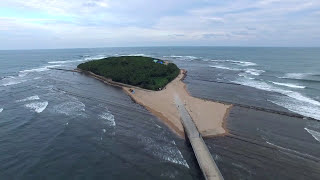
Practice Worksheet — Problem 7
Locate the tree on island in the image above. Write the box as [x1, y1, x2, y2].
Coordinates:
[77, 56, 180, 90]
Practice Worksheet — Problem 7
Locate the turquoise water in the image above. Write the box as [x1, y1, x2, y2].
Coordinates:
[0, 47, 319, 179]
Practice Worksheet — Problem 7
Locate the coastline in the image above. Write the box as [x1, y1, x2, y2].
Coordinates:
[78, 68, 232, 138]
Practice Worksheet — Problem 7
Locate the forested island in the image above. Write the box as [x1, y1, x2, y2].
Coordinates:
[77, 56, 180, 90]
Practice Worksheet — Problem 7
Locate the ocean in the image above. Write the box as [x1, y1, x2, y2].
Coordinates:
[0, 47, 319, 179]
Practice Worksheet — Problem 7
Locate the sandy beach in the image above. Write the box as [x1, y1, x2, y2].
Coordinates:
[122, 70, 232, 138]
[77, 68, 232, 138]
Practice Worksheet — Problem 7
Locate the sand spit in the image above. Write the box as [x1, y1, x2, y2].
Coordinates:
[79, 69, 232, 138]
[123, 70, 232, 138]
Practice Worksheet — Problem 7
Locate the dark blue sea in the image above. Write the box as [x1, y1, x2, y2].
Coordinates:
[0, 47, 319, 179]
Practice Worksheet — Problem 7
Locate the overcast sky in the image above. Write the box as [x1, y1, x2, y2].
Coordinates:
[0, 0, 319, 49]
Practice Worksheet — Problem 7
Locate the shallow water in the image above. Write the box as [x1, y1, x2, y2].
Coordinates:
[0, 47, 319, 179]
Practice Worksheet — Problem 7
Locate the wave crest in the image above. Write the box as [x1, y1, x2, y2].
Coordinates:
[210, 59, 257, 66]
[99, 111, 116, 127]
[25, 101, 48, 113]
[19, 65, 62, 74]
[281, 73, 311, 80]
[48, 59, 85, 64]
[271, 81, 305, 89]
[138, 135, 189, 168]
[304, 128, 320, 143]
[16, 95, 40, 102]
[245, 69, 265, 76]
[210, 65, 240, 71]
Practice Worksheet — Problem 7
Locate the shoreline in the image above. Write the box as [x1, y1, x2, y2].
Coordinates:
[78, 68, 232, 138]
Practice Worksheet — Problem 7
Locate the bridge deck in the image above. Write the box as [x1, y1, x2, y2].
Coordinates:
[175, 95, 224, 180]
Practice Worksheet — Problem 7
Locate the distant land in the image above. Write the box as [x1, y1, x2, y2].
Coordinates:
[77, 56, 180, 91]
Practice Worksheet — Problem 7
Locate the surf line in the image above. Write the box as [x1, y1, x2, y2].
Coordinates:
[51, 68, 318, 122]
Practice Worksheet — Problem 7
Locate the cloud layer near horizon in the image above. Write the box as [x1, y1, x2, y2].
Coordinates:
[0, 0, 320, 49]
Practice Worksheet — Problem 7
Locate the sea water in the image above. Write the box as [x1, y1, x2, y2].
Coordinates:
[0, 47, 319, 179]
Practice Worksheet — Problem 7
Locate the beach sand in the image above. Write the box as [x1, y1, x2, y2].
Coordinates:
[123, 70, 232, 138]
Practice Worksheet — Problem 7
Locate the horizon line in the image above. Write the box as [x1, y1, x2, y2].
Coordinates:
[1, 45, 320, 51]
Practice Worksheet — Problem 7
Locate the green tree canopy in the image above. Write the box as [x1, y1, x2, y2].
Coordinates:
[77, 56, 180, 90]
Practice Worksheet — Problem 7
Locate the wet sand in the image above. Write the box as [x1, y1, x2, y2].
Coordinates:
[122, 70, 232, 138]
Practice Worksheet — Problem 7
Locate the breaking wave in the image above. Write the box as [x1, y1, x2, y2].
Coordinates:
[16, 95, 40, 102]
[0, 108, 3, 113]
[48, 59, 85, 64]
[99, 111, 116, 127]
[238, 73, 255, 80]
[84, 55, 108, 61]
[271, 82, 305, 89]
[210, 65, 240, 71]
[210, 59, 257, 66]
[234, 79, 320, 106]
[209, 60, 263, 76]
[234, 78, 320, 120]
[19, 65, 62, 74]
[0, 76, 26, 86]
[266, 141, 319, 160]
[125, 53, 149, 57]
[304, 128, 320, 143]
[245, 69, 265, 76]
[138, 135, 189, 168]
[25, 101, 48, 113]
[269, 98, 320, 120]
[281, 73, 311, 80]
[163, 55, 198, 61]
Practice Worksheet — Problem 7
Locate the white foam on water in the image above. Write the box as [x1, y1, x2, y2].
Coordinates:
[269, 98, 320, 120]
[236, 61, 257, 66]
[238, 73, 255, 80]
[48, 59, 85, 64]
[102, 129, 106, 133]
[229, 60, 257, 66]
[210, 65, 240, 71]
[280, 73, 311, 79]
[53, 101, 85, 116]
[245, 68, 265, 76]
[164, 55, 198, 61]
[304, 128, 320, 143]
[233, 79, 284, 93]
[0, 76, 26, 86]
[234, 78, 320, 120]
[25, 101, 48, 113]
[0, 108, 3, 113]
[138, 136, 189, 168]
[19, 65, 62, 74]
[286, 91, 320, 106]
[271, 81, 305, 89]
[235, 78, 320, 106]
[18, 73, 27, 77]
[210, 59, 257, 66]
[99, 111, 116, 127]
[16, 95, 40, 102]
[84, 55, 108, 61]
[266, 141, 319, 160]
[164, 55, 183, 58]
[165, 55, 197, 59]
[126, 53, 148, 56]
